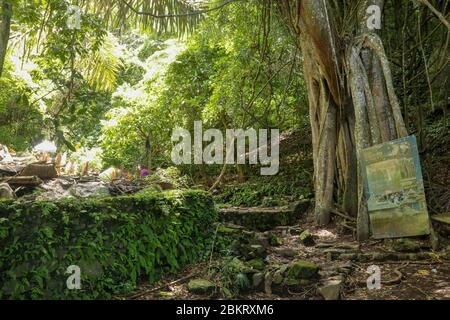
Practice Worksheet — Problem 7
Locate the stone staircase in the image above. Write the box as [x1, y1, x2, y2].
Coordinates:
[217, 199, 311, 231]
[206, 199, 352, 299]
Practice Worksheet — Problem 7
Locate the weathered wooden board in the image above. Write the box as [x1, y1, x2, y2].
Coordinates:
[2, 176, 43, 187]
[431, 213, 450, 225]
[361, 135, 430, 239]
[19, 163, 58, 179]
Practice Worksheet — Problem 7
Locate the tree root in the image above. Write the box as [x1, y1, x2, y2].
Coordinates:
[125, 271, 202, 300]
[332, 251, 440, 263]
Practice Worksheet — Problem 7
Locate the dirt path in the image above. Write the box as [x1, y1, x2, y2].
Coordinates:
[126, 214, 450, 301]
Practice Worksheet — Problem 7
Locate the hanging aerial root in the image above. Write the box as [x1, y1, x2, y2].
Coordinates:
[356, 34, 408, 138]
[346, 33, 410, 241]
[347, 46, 371, 241]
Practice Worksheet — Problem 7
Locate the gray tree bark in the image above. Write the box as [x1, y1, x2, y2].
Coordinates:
[279, 0, 408, 240]
[0, 0, 12, 78]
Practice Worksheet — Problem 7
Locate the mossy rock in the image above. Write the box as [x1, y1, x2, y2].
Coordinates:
[252, 273, 264, 289]
[392, 238, 421, 252]
[286, 260, 319, 281]
[274, 247, 297, 257]
[268, 232, 284, 246]
[187, 279, 216, 295]
[225, 257, 246, 271]
[284, 278, 312, 287]
[217, 225, 241, 235]
[272, 270, 284, 285]
[241, 244, 267, 260]
[247, 258, 266, 271]
[299, 229, 315, 246]
[318, 278, 342, 300]
[250, 244, 266, 255]
[252, 234, 270, 249]
[224, 257, 255, 274]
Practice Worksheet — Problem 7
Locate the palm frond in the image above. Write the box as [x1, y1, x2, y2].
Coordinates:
[79, 0, 237, 36]
[78, 0, 196, 35]
[80, 33, 123, 92]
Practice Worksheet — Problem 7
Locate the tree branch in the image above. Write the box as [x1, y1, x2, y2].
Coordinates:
[416, 0, 450, 31]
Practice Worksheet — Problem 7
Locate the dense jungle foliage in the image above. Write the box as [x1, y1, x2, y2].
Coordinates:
[0, 1, 447, 176]
[0, 1, 447, 183]
[0, 0, 449, 301]
[1, 0, 307, 174]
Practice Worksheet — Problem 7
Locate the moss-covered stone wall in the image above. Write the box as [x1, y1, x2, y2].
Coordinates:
[0, 190, 217, 299]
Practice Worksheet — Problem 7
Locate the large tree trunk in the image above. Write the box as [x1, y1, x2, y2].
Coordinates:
[279, 0, 408, 240]
[0, 0, 12, 78]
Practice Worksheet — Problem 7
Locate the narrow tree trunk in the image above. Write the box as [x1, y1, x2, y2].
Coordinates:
[0, 0, 12, 78]
[279, 0, 408, 240]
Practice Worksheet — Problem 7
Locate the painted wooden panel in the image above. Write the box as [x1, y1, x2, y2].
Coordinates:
[361, 136, 430, 239]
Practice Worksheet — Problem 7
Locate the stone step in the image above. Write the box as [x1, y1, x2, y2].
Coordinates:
[218, 199, 311, 231]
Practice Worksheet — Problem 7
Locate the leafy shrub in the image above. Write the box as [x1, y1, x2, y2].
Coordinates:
[138, 39, 165, 62]
[213, 257, 251, 298]
[0, 76, 44, 150]
[215, 173, 312, 207]
[0, 190, 217, 299]
[142, 167, 190, 189]
[117, 62, 146, 86]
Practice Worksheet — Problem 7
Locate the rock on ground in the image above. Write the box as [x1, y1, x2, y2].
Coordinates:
[318, 277, 343, 300]
[299, 229, 315, 246]
[187, 279, 216, 295]
[286, 260, 319, 280]
[0, 183, 15, 199]
[392, 239, 421, 252]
